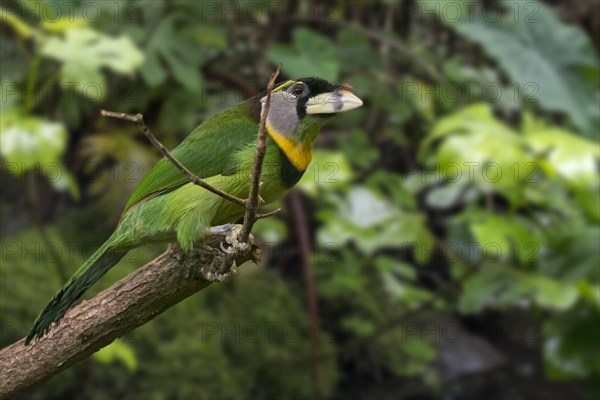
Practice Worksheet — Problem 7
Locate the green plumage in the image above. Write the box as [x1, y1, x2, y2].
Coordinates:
[26, 77, 361, 344]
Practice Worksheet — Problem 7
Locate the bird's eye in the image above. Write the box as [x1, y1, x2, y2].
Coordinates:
[291, 84, 304, 96]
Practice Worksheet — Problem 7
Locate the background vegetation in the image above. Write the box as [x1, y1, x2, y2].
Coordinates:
[1, 0, 598, 399]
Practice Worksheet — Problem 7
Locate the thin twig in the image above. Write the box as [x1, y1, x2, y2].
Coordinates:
[256, 208, 282, 220]
[99, 110, 247, 208]
[238, 64, 281, 243]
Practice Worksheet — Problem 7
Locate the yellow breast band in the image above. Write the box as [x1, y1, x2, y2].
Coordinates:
[266, 121, 312, 171]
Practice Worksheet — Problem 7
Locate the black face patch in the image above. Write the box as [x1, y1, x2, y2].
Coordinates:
[296, 77, 338, 95]
[293, 77, 339, 119]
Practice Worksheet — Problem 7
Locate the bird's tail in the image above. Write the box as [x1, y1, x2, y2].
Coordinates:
[25, 236, 129, 344]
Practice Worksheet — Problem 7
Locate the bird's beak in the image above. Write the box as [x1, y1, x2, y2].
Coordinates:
[305, 89, 363, 115]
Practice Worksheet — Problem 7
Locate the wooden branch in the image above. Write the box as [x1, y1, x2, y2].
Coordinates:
[239, 65, 281, 242]
[99, 110, 247, 208]
[0, 230, 260, 398]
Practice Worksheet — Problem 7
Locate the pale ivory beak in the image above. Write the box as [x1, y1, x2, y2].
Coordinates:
[305, 90, 363, 114]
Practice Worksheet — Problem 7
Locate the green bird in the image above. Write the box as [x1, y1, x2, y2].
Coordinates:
[26, 77, 363, 344]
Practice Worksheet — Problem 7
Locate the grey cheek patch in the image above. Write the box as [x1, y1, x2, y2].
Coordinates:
[266, 92, 300, 136]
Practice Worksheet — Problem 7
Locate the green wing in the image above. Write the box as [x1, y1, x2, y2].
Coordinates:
[123, 101, 259, 213]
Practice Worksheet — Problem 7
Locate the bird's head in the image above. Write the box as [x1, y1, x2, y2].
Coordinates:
[260, 77, 363, 142]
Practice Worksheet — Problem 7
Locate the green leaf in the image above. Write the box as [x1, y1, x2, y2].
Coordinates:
[93, 341, 138, 371]
[469, 213, 541, 264]
[267, 27, 340, 82]
[366, 171, 418, 210]
[376, 257, 417, 281]
[425, 181, 473, 210]
[41, 27, 144, 101]
[341, 316, 376, 336]
[525, 275, 579, 310]
[459, 268, 509, 313]
[0, 109, 67, 172]
[526, 127, 599, 189]
[459, 266, 579, 313]
[402, 338, 436, 361]
[543, 310, 600, 378]
[431, 0, 600, 137]
[420, 103, 532, 203]
[377, 260, 432, 307]
[541, 224, 600, 286]
[317, 187, 434, 261]
[525, 124, 599, 220]
[298, 150, 353, 196]
[139, 15, 204, 92]
[441, 61, 523, 113]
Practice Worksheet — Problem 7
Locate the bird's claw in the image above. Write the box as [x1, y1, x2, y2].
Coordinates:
[199, 224, 251, 282]
[220, 240, 233, 254]
[200, 257, 238, 282]
[218, 225, 251, 255]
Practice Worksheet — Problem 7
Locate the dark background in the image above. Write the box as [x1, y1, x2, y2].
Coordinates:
[1, 0, 599, 399]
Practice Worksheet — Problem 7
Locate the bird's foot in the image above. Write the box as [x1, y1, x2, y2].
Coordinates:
[198, 224, 251, 282]
[214, 224, 251, 255]
[200, 254, 238, 282]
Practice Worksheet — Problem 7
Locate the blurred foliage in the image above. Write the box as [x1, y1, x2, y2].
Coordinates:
[268, 27, 340, 81]
[425, 0, 600, 138]
[1, 0, 599, 399]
